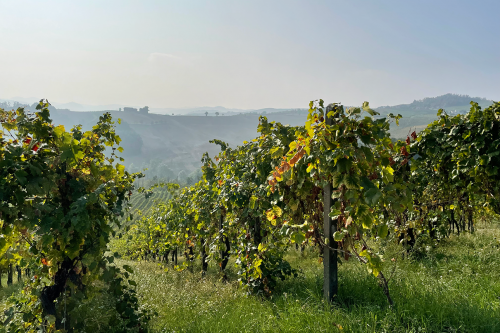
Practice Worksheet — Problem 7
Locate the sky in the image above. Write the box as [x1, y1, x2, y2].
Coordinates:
[1, 0, 499, 109]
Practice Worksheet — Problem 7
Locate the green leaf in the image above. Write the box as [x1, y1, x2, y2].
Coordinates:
[333, 231, 344, 242]
[336, 158, 352, 173]
[74, 150, 85, 160]
[364, 187, 382, 206]
[123, 265, 134, 273]
[270, 146, 284, 158]
[360, 177, 376, 190]
[378, 224, 388, 238]
[291, 231, 305, 244]
[23, 312, 33, 322]
[345, 174, 359, 189]
[329, 209, 342, 218]
[361, 214, 373, 229]
[362, 101, 380, 116]
[356, 204, 370, 217]
[332, 172, 343, 187]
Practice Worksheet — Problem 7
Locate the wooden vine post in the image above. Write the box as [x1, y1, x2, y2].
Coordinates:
[323, 105, 338, 302]
[219, 213, 224, 272]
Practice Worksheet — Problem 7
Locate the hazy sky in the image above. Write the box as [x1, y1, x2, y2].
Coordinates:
[1, 0, 499, 109]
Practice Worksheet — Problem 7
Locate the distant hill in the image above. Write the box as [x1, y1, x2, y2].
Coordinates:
[375, 94, 495, 138]
[377, 93, 493, 114]
[43, 108, 310, 181]
[3, 98, 307, 116]
[51, 101, 126, 112]
[2, 94, 496, 180]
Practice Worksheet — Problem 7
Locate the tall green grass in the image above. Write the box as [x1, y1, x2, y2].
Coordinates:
[0, 276, 23, 312]
[1, 227, 498, 332]
[127, 227, 500, 333]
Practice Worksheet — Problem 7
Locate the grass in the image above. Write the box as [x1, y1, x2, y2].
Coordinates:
[1, 226, 499, 332]
[127, 226, 500, 333]
[0, 275, 23, 312]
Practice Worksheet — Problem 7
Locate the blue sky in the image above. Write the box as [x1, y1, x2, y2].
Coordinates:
[1, 0, 498, 109]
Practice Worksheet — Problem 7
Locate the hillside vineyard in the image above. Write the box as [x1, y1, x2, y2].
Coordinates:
[1, 99, 499, 331]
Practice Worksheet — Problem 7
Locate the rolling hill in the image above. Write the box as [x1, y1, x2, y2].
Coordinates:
[2, 94, 495, 181]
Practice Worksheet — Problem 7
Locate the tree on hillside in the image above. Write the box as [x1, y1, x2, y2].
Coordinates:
[215, 112, 219, 116]
[205, 111, 208, 116]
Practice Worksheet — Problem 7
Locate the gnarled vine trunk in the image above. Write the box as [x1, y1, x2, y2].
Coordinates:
[172, 249, 178, 265]
[7, 263, 13, 285]
[221, 235, 230, 272]
[201, 240, 208, 275]
[40, 258, 74, 330]
[253, 217, 262, 246]
[164, 250, 170, 264]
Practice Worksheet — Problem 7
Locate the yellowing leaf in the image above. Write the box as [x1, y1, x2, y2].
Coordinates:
[381, 166, 394, 184]
[272, 206, 282, 217]
[249, 196, 258, 209]
[53, 125, 65, 138]
[116, 164, 125, 176]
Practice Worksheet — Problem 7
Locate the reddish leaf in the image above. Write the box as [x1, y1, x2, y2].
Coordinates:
[400, 146, 409, 157]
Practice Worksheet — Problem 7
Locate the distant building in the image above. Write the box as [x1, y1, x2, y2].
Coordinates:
[123, 106, 149, 114]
